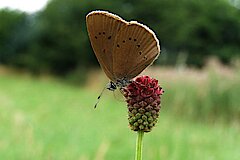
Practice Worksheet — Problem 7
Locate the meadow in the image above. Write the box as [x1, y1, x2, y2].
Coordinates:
[0, 64, 240, 160]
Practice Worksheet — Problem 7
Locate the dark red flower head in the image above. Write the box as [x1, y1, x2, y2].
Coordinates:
[122, 76, 164, 132]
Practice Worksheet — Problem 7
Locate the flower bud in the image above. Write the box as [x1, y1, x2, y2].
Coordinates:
[123, 76, 164, 132]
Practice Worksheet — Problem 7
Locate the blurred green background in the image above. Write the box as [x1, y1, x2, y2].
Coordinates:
[0, 0, 240, 159]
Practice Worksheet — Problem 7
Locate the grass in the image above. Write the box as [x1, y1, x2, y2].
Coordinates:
[0, 72, 240, 160]
[144, 65, 240, 123]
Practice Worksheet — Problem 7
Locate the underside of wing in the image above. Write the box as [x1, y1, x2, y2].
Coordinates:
[86, 11, 126, 81]
[112, 21, 160, 80]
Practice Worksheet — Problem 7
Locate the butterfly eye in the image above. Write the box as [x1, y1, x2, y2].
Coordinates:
[95, 36, 97, 39]
[134, 39, 137, 41]
[139, 51, 142, 55]
[123, 40, 125, 43]
[99, 32, 101, 35]
[117, 44, 120, 48]
[103, 32, 105, 35]
[129, 37, 132, 40]
[137, 44, 140, 48]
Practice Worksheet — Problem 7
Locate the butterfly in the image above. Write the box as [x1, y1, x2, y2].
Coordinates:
[86, 10, 160, 92]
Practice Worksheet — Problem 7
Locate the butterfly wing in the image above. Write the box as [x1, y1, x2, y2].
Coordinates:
[112, 21, 160, 80]
[86, 11, 126, 81]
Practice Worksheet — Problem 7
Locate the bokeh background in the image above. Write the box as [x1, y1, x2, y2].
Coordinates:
[0, 0, 240, 159]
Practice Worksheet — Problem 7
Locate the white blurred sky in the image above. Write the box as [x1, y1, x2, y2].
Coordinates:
[0, 0, 49, 13]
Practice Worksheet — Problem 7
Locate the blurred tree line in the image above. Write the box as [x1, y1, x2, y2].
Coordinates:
[0, 0, 240, 76]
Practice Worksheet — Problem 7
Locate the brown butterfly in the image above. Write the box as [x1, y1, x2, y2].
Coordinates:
[86, 10, 160, 90]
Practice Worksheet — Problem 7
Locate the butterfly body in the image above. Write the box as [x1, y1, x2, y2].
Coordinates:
[86, 10, 160, 90]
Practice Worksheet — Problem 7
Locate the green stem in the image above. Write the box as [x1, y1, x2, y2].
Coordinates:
[135, 131, 144, 160]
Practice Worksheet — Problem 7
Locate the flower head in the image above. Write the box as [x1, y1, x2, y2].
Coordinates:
[122, 76, 164, 132]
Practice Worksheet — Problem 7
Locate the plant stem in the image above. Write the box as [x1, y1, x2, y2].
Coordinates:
[135, 131, 144, 160]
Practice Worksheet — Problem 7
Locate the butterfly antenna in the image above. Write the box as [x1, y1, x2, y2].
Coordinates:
[94, 85, 107, 109]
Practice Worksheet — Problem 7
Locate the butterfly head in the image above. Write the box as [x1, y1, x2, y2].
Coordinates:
[107, 77, 132, 91]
